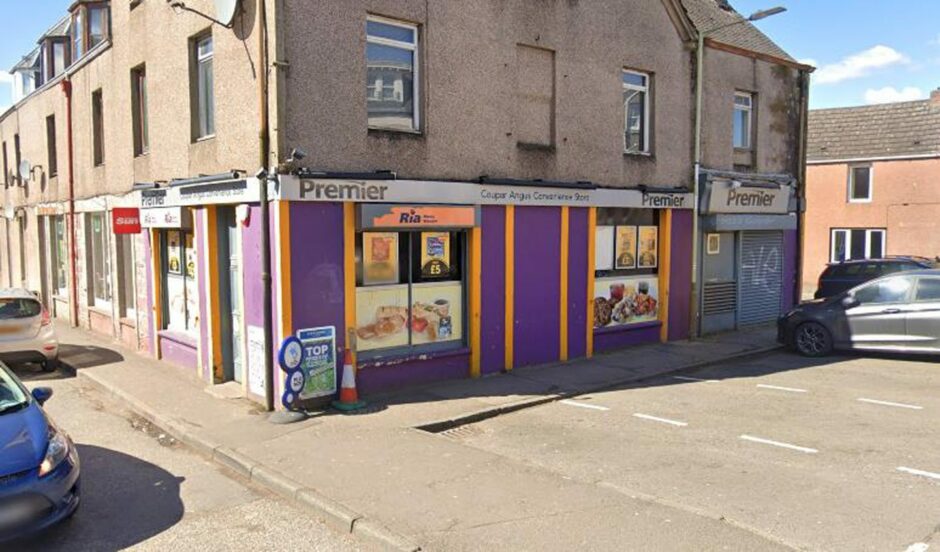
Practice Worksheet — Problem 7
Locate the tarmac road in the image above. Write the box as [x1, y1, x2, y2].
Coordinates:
[449, 350, 940, 552]
[7, 364, 366, 552]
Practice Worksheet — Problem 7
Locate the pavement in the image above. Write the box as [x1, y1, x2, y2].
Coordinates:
[54, 323, 783, 551]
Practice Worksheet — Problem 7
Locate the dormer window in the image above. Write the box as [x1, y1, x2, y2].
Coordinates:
[88, 5, 108, 48]
[72, 9, 84, 58]
[41, 38, 70, 81]
[70, 2, 110, 62]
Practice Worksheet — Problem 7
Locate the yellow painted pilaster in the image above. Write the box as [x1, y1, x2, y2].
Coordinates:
[150, 228, 163, 359]
[504, 205, 515, 371]
[659, 210, 673, 343]
[205, 206, 224, 382]
[559, 207, 569, 362]
[469, 226, 482, 378]
[343, 203, 357, 362]
[586, 207, 596, 358]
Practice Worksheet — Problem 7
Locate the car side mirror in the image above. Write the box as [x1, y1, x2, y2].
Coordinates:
[31, 387, 53, 405]
[841, 295, 859, 309]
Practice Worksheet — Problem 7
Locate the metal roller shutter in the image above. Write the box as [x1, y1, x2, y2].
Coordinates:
[738, 231, 783, 326]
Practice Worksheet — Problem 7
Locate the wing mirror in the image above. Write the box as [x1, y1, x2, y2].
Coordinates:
[841, 295, 859, 309]
[31, 387, 54, 405]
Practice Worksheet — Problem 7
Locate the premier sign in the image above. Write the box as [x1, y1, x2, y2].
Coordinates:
[705, 180, 791, 214]
[300, 180, 390, 201]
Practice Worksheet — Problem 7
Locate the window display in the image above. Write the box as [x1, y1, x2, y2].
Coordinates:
[593, 276, 659, 328]
[163, 229, 198, 334]
[594, 208, 661, 329]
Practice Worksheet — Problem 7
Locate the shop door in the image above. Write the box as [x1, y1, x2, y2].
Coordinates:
[701, 232, 737, 334]
[218, 208, 245, 384]
[37, 217, 50, 309]
[737, 231, 784, 326]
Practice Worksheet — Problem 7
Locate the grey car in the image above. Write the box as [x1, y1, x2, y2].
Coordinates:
[779, 269, 940, 357]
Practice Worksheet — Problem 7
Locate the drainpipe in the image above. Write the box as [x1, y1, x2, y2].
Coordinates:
[795, 69, 810, 305]
[258, 0, 275, 411]
[60, 79, 79, 328]
[690, 31, 705, 338]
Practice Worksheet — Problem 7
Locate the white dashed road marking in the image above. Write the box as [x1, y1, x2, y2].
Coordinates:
[857, 398, 923, 410]
[906, 543, 930, 552]
[756, 384, 808, 393]
[739, 435, 818, 454]
[632, 413, 688, 427]
[672, 376, 719, 383]
[559, 399, 610, 411]
[897, 467, 940, 481]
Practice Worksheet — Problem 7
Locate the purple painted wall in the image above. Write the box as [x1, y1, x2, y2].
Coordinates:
[159, 332, 199, 369]
[514, 207, 561, 368]
[668, 209, 693, 342]
[567, 208, 589, 359]
[358, 352, 469, 395]
[196, 209, 211, 382]
[594, 322, 662, 352]
[781, 229, 798, 312]
[144, 230, 156, 357]
[480, 206, 506, 375]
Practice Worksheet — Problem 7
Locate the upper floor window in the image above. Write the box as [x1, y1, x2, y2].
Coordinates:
[46, 115, 58, 177]
[1, 142, 8, 188]
[92, 89, 105, 165]
[193, 34, 215, 140]
[848, 165, 872, 202]
[623, 70, 650, 154]
[88, 5, 109, 48]
[71, 2, 110, 62]
[72, 9, 84, 58]
[132, 65, 149, 156]
[366, 16, 419, 132]
[733, 92, 753, 149]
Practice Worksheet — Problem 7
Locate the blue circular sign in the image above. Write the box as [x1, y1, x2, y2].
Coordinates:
[278, 336, 305, 372]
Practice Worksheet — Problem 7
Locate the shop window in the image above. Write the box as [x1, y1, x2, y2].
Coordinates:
[830, 228, 885, 263]
[593, 208, 661, 329]
[366, 16, 419, 132]
[116, 234, 136, 319]
[87, 212, 112, 307]
[623, 70, 650, 154]
[161, 229, 198, 334]
[51, 216, 68, 296]
[354, 230, 465, 356]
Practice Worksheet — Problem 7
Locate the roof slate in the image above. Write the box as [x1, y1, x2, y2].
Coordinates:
[680, 0, 795, 62]
[808, 99, 940, 162]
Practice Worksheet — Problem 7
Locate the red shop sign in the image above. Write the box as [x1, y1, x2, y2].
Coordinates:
[112, 207, 142, 234]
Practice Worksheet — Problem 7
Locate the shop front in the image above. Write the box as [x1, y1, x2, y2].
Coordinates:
[276, 176, 695, 401]
[698, 170, 800, 335]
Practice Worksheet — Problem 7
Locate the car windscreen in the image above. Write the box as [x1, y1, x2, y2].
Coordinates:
[0, 364, 29, 413]
[0, 298, 42, 320]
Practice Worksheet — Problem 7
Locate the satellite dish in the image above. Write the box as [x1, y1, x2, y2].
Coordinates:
[214, 0, 240, 26]
[18, 160, 31, 182]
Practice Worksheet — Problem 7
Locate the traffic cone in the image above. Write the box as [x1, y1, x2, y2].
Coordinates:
[332, 347, 366, 412]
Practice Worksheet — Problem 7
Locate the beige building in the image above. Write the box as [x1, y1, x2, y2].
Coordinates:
[803, 90, 940, 295]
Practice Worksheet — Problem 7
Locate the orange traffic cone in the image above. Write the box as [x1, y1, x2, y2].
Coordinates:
[332, 347, 366, 412]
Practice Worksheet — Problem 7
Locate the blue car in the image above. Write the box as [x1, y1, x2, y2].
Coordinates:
[0, 361, 80, 541]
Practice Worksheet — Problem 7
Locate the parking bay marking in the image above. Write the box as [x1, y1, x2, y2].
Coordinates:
[559, 399, 610, 411]
[757, 384, 808, 393]
[632, 413, 688, 427]
[672, 376, 719, 383]
[897, 467, 940, 481]
[739, 435, 818, 454]
[857, 398, 923, 410]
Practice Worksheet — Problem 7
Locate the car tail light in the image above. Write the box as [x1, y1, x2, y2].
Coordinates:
[41, 307, 52, 327]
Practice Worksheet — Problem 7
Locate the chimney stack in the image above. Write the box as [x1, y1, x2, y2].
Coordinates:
[932, 87, 940, 107]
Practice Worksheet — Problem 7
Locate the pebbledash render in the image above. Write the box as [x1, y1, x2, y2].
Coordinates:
[0, 0, 809, 407]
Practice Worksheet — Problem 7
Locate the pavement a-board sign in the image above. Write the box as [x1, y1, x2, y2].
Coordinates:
[296, 326, 338, 400]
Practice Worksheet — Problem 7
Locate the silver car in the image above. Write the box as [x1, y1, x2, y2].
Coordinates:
[0, 289, 59, 371]
[779, 269, 940, 357]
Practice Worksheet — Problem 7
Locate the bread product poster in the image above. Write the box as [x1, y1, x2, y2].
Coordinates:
[420, 232, 451, 278]
[411, 281, 462, 345]
[363, 232, 399, 285]
[615, 226, 637, 269]
[355, 285, 409, 351]
[592, 275, 659, 328]
[637, 225, 659, 269]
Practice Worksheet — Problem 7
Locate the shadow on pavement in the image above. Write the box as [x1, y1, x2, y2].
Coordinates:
[58, 344, 125, 370]
[19, 444, 185, 552]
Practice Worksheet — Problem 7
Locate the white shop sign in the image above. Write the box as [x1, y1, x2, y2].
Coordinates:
[141, 206, 192, 229]
[706, 180, 792, 215]
[276, 176, 692, 210]
[139, 179, 260, 209]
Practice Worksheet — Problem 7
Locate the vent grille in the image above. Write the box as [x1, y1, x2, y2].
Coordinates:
[703, 281, 737, 315]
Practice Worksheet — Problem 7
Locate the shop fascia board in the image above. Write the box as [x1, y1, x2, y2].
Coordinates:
[275, 175, 694, 210]
[139, 178, 260, 209]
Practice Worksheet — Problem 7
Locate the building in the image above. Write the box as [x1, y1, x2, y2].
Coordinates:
[1, 0, 805, 408]
[803, 90, 940, 294]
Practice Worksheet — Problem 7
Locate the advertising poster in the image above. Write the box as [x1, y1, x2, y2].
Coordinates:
[247, 325, 266, 397]
[593, 275, 659, 328]
[167, 230, 182, 275]
[411, 281, 463, 345]
[615, 226, 637, 269]
[185, 233, 197, 278]
[638, 226, 659, 269]
[355, 285, 410, 351]
[297, 327, 337, 399]
[362, 232, 399, 285]
[420, 232, 451, 278]
[595, 226, 614, 271]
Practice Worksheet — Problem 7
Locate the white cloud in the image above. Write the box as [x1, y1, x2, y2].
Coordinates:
[0, 71, 13, 85]
[864, 86, 926, 104]
[814, 45, 909, 85]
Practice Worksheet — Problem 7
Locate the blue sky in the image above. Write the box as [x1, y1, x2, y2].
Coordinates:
[2, 1, 940, 111]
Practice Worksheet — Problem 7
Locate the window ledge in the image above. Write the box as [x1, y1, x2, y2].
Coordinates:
[194, 134, 216, 144]
[517, 142, 556, 153]
[358, 346, 470, 370]
[594, 320, 662, 335]
[88, 305, 112, 318]
[368, 127, 423, 137]
[624, 151, 653, 159]
[733, 147, 753, 154]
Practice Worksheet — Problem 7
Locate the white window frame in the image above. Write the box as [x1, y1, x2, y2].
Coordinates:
[195, 35, 215, 140]
[847, 165, 873, 203]
[87, 212, 112, 308]
[366, 15, 420, 132]
[733, 92, 753, 150]
[622, 70, 651, 154]
[830, 228, 886, 263]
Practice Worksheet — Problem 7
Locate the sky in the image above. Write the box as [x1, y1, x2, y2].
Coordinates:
[2, 1, 940, 111]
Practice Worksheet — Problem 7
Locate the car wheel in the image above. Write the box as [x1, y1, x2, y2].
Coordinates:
[795, 322, 833, 357]
[41, 358, 59, 372]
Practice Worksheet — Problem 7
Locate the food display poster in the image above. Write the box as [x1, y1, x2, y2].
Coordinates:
[595, 226, 614, 271]
[411, 281, 462, 345]
[592, 275, 660, 328]
[355, 285, 410, 351]
[614, 226, 637, 269]
[185, 233, 197, 278]
[363, 232, 399, 285]
[167, 230, 182, 275]
[420, 232, 451, 278]
[297, 326, 337, 400]
[637, 225, 659, 269]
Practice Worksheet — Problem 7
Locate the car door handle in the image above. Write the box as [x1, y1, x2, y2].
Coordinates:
[881, 308, 902, 314]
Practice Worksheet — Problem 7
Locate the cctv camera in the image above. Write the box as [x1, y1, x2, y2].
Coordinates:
[255, 168, 267, 179]
[289, 148, 307, 162]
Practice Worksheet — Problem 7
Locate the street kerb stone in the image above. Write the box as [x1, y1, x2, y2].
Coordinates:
[251, 465, 305, 502]
[352, 517, 422, 552]
[295, 488, 362, 534]
[213, 446, 257, 479]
